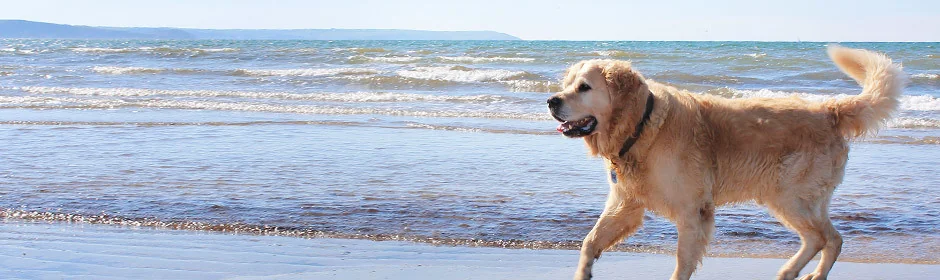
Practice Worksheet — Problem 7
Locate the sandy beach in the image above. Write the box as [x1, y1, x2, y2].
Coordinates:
[1, 221, 936, 280]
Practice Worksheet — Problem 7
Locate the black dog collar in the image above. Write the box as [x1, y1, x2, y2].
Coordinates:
[618, 94, 655, 158]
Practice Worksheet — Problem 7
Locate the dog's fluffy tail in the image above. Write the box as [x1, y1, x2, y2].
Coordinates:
[826, 45, 907, 138]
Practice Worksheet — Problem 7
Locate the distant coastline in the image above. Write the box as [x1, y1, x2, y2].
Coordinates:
[0, 20, 521, 40]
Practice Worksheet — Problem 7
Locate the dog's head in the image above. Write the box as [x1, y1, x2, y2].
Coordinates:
[547, 59, 650, 139]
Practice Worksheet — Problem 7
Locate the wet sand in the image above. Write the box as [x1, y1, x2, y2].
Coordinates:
[2, 221, 937, 279]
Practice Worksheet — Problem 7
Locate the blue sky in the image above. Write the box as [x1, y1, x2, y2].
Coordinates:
[1, 0, 937, 41]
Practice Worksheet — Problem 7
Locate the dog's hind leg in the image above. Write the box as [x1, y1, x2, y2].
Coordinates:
[574, 192, 645, 280]
[769, 195, 842, 280]
[803, 217, 842, 280]
[670, 202, 715, 280]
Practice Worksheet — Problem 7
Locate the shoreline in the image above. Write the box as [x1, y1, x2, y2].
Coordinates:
[3, 210, 937, 265]
[3, 220, 938, 279]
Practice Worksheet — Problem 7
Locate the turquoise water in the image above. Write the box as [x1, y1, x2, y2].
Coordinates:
[0, 40, 937, 263]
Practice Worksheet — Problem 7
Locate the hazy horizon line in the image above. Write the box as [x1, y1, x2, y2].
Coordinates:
[3, 19, 937, 43]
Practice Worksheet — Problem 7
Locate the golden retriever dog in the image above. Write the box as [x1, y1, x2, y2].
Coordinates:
[547, 45, 906, 280]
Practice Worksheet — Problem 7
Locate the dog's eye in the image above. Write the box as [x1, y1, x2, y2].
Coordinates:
[577, 83, 591, 92]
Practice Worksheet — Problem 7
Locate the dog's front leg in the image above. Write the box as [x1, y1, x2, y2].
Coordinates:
[670, 203, 715, 280]
[574, 193, 644, 280]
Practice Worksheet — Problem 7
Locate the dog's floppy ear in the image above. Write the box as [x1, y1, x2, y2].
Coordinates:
[602, 60, 644, 96]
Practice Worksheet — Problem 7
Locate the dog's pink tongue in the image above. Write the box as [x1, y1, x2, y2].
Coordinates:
[556, 122, 569, 132]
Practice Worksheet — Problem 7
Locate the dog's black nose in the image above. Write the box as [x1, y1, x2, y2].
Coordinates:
[547, 97, 562, 108]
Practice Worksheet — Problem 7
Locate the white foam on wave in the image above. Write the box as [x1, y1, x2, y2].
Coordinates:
[73, 47, 239, 53]
[501, 80, 562, 93]
[888, 117, 940, 129]
[0, 95, 547, 120]
[746, 53, 767, 58]
[15, 86, 524, 104]
[1, 48, 35, 54]
[396, 66, 529, 83]
[438, 56, 536, 63]
[331, 47, 389, 53]
[0, 95, 66, 105]
[589, 50, 649, 58]
[195, 48, 238, 53]
[404, 123, 555, 135]
[232, 68, 380, 77]
[348, 55, 422, 63]
[912, 73, 939, 80]
[726, 89, 940, 111]
[72, 47, 133, 53]
[92, 66, 164, 74]
[899, 95, 940, 111]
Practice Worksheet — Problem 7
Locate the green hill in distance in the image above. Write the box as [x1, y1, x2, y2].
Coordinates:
[0, 20, 521, 40]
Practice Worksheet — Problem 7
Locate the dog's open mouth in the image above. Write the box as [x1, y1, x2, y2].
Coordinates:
[556, 116, 597, 137]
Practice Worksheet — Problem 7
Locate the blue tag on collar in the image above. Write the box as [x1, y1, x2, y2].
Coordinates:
[609, 169, 618, 183]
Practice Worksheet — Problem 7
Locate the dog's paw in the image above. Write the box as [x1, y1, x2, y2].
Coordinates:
[797, 273, 826, 280]
[573, 272, 592, 280]
[775, 270, 798, 280]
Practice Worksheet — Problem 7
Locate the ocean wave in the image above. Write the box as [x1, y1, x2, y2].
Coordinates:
[72, 47, 239, 55]
[0, 48, 36, 55]
[586, 50, 649, 58]
[190, 48, 238, 53]
[500, 80, 562, 93]
[868, 135, 940, 145]
[912, 73, 939, 81]
[72, 47, 134, 53]
[0, 119, 554, 136]
[0, 95, 549, 120]
[231, 68, 380, 77]
[407, 50, 435, 55]
[888, 117, 940, 129]
[0, 48, 35, 55]
[347, 55, 422, 63]
[15, 86, 530, 104]
[404, 123, 553, 135]
[437, 56, 536, 63]
[92, 66, 164, 74]
[143, 47, 238, 53]
[746, 53, 767, 58]
[899, 95, 940, 111]
[92, 66, 205, 75]
[342, 75, 464, 87]
[0, 95, 525, 118]
[651, 71, 760, 84]
[332, 47, 389, 54]
[703, 53, 770, 63]
[396, 66, 537, 83]
[0, 120, 371, 127]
